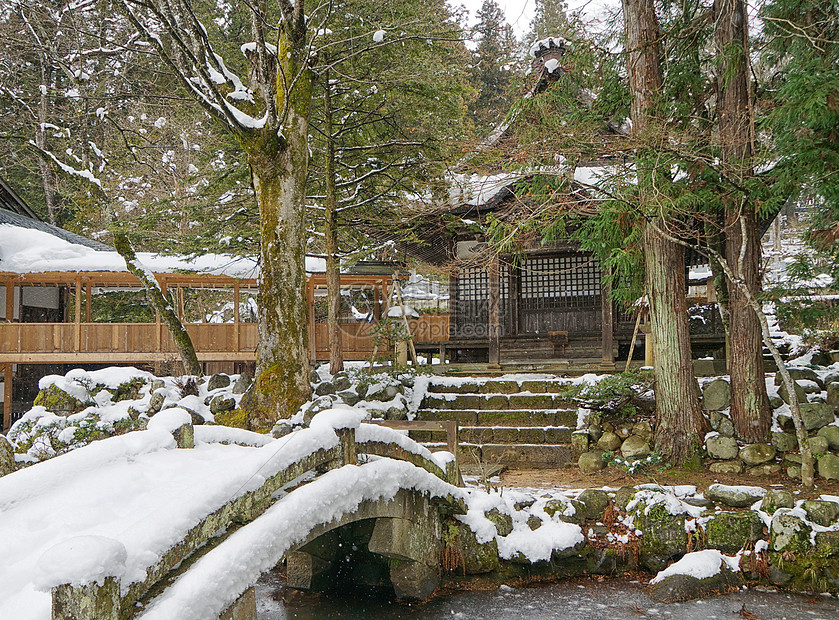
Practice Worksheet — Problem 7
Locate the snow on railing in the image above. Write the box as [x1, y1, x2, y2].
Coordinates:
[44, 406, 462, 619]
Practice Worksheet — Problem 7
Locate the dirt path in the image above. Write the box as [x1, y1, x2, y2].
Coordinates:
[497, 465, 839, 500]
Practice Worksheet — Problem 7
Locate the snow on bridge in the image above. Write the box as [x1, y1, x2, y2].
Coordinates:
[0, 407, 463, 620]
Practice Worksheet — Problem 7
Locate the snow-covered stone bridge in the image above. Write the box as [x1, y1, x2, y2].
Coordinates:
[0, 407, 465, 620]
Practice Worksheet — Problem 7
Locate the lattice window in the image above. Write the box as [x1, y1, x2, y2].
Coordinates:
[520, 254, 601, 305]
[458, 267, 488, 301]
[456, 266, 511, 301]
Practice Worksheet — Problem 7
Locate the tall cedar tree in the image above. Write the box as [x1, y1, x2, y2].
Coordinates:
[623, 0, 704, 463]
[469, 0, 522, 131]
[530, 0, 574, 40]
[714, 0, 772, 441]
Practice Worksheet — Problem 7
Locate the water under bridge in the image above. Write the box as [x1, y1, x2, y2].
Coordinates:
[0, 408, 466, 620]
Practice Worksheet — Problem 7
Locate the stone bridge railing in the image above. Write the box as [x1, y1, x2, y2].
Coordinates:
[44, 412, 463, 620]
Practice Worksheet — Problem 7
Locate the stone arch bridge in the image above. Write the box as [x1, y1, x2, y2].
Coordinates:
[46, 413, 465, 620]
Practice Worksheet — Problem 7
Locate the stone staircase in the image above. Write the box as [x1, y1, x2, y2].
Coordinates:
[411, 376, 578, 470]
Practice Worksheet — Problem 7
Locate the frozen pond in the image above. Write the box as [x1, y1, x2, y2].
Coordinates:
[254, 574, 839, 619]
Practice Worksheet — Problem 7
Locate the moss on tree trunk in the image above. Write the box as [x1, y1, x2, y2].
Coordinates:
[239, 21, 314, 429]
[113, 233, 202, 377]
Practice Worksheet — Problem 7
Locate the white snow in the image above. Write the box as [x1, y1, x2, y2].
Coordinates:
[137, 459, 462, 619]
[496, 519, 584, 563]
[0, 223, 331, 277]
[373, 29, 386, 43]
[0, 420, 349, 618]
[650, 549, 741, 584]
[35, 536, 127, 589]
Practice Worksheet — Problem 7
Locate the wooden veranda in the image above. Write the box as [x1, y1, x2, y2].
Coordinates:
[0, 270, 449, 430]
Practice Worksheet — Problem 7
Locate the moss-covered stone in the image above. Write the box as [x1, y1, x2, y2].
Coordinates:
[486, 508, 513, 537]
[803, 500, 839, 526]
[634, 502, 687, 571]
[762, 489, 794, 514]
[705, 511, 763, 553]
[577, 489, 610, 521]
[454, 522, 499, 574]
[34, 384, 87, 414]
[771, 511, 812, 553]
[214, 407, 250, 430]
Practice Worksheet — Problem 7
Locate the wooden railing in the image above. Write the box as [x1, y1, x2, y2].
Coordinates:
[312, 315, 449, 360]
[0, 315, 449, 364]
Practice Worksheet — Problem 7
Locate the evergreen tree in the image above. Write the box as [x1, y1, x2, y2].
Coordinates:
[469, 0, 522, 131]
[529, 0, 573, 40]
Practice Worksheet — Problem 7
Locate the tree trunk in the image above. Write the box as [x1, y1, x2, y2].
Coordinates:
[323, 71, 344, 374]
[645, 226, 705, 462]
[715, 0, 771, 441]
[244, 26, 314, 428]
[624, 0, 704, 462]
[36, 61, 58, 225]
[112, 233, 202, 376]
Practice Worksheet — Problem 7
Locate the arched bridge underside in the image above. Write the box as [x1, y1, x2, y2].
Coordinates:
[286, 488, 446, 601]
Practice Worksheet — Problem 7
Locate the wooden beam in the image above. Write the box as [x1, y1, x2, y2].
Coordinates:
[600, 270, 614, 365]
[487, 257, 500, 366]
[74, 276, 82, 351]
[0, 351, 256, 363]
[233, 283, 240, 352]
[5, 281, 13, 322]
[85, 282, 91, 322]
[3, 364, 11, 433]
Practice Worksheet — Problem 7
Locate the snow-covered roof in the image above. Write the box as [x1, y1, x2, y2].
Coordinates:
[0, 219, 326, 278]
[0, 208, 110, 251]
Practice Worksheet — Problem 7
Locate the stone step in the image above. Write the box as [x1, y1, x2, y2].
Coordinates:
[426, 379, 572, 395]
[424, 442, 574, 470]
[415, 408, 578, 427]
[407, 425, 572, 445]
[420, 392, 575, 411]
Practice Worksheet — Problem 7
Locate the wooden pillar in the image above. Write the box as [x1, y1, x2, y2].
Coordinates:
[307, 279, 316, 362]
[73, 276, 82, 352]
[600, 270, 615, 366]
[176, 286, 184, 320]
[509, 267, 519, 337]
[487, 257, 500, 366]
[3, 364, 12, 433]
[373, 282, 381, 320]
[233, 282, 240, 352]
[5, 280, 14, 322]
[84, 282, 91, 322]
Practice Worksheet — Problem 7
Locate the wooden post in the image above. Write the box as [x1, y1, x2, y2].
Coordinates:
[307, 278, 316, 362]
[5, 280, 14, 322]
[509, 266, 519, 337]
[600, 270, 615, 367]
[84, 282, 91, 322]
[487, 257, 500, 366]
[373, 282, 381, 320]
[176, 286, 184, 320]
[233, 282, 240, 352]
[73, 276, 82, 352]
[3, 364, 12, 433]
